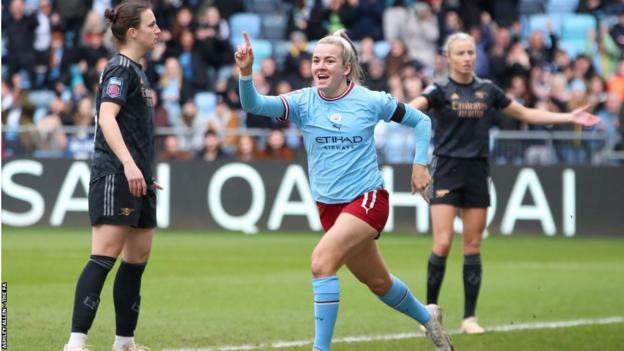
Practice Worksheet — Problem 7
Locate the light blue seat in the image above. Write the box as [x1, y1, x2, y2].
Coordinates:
[229, 13, 262, 41]
[261, 14, 287, 40]
[561, 14, 597, 41]
[373, 40, 391, 58]
[194, 92, 217, 117]
[558, 39, 585, 58]
[546, 0, 579, 14]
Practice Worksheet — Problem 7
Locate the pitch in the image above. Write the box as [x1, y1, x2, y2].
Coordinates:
[2, 228, 623, 350]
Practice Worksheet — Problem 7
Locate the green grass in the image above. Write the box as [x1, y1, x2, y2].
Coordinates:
[2, 227, 624, 350]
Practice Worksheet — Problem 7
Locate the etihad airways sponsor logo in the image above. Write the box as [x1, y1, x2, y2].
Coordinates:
[315, 136, 363, 144]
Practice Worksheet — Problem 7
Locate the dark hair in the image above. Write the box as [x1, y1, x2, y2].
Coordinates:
[104, 0, 151, 44]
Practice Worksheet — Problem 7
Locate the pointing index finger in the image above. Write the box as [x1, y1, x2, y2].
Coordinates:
[242, 31, 251, 46]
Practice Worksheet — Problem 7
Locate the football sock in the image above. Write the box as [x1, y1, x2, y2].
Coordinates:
[312, 276, 340, 351]
[463, 254, 482, 318]
[67, 332, 88, 348]
[378, 275, 430, 324]
[71, 255, 116, 333]
[427, 252, 447, 304]
[114, 261, 147, 337]
[113, 335, 135, 349]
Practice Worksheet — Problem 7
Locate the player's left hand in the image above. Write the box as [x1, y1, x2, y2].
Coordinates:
[411, 164, 431, 203]
[571, 104, 600, 127]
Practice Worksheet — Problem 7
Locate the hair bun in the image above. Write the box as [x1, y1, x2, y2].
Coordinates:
[104, 9, 118, 23]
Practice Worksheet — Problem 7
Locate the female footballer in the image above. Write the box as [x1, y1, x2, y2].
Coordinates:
[64, 1, 161, 350]
[409, 32, 599, 334]
[235, 30, 453, 351]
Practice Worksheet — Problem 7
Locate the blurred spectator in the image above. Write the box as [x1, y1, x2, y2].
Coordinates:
[2, 74, 36, 156]
[358, 36, 377, 69]
[175, 29, 209, 94]
[398, 2, 439, 72]
[489, 26, 513, 86]
[385, 38, 409, 78]
[364, 58, 388, 92]
[587, 75, 608, 112]
[383, 0, 415, 41]
[235, 133, 258, 162]
[527, 23, 559, 68]
[504, 42, 531, 85]
[56, 0, 91, 47]
[258, 129, 295, 161]
[286, 0, 313, 35]
[607, 59, 624, 102]
[469, 13, 494, 78]
[33, 0, 53, 88]
[289, 57, 313, 90]
[195, 6, 232, 71]
[4, 0, 38, 88]
[585, 23, 622, 79]
[345, 0, 384, 41]
[160, 135, 193, 161]
[65, 96, 94, 159]
[609, 10, 624, 51]
[33, 108, 67, 157]
[160, 57, 184, 127]
[283, 30, 312, 78]
[260, 57, 283, 95]
[403, 76, 423, 102]
[196, 129, 229, 161]
[431, 53, 448, 82]
[176, 100, 206, 152]
[593, 93, 623, 153]
[206, 96, 240, 155]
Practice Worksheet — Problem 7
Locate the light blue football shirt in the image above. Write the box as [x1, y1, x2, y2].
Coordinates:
[240, 78, 430, 204]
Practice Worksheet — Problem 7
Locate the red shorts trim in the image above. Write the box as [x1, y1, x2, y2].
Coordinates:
[316, 189, 389, 236]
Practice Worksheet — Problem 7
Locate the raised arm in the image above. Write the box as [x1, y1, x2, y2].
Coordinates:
[235, 32, 288, 119]
[502, 100, 600, 127]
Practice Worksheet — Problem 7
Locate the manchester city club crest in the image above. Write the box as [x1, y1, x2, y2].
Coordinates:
[329, 113, 342, 130]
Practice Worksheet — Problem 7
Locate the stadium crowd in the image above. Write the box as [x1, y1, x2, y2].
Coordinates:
[2, 0, 624, 164]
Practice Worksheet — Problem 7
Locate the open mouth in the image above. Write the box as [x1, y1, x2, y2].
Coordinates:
[316, 73, 330, 83]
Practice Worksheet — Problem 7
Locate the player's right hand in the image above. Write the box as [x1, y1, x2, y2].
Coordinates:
[234, 32, 254, 75]
[123, 161, 147, 197]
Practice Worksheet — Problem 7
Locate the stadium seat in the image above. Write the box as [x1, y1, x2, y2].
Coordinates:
[272, 40, 292, 69]
[546, 0, 579, 14]
[373, 40, 391, 59]
[558, 39, 586, 58]
[194, 92, 217, 117]
[262, 14, 288, 40]
[28, 90, 56, 109]
[526, 14, 565, 46]
[518, 0, 545, 16]
[229, 13, 262, 41]
[561, 14, 597, 41]
[247, 0, 281, 14]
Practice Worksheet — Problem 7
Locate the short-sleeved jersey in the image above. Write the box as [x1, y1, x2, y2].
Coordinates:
[279, 81, 399, 203]
[91, 54, 155, 183]
[422, 76, 511, 158]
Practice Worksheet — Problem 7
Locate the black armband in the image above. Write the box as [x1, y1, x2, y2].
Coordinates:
[390, 102, 406, 123]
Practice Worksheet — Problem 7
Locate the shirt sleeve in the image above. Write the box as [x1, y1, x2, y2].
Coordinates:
[375, 91, 399, 122]
[239, 77, 291, 120]
[100, 65, 134, 106]
[490, 82, 512, 109]
[421, 83, 443, 111]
